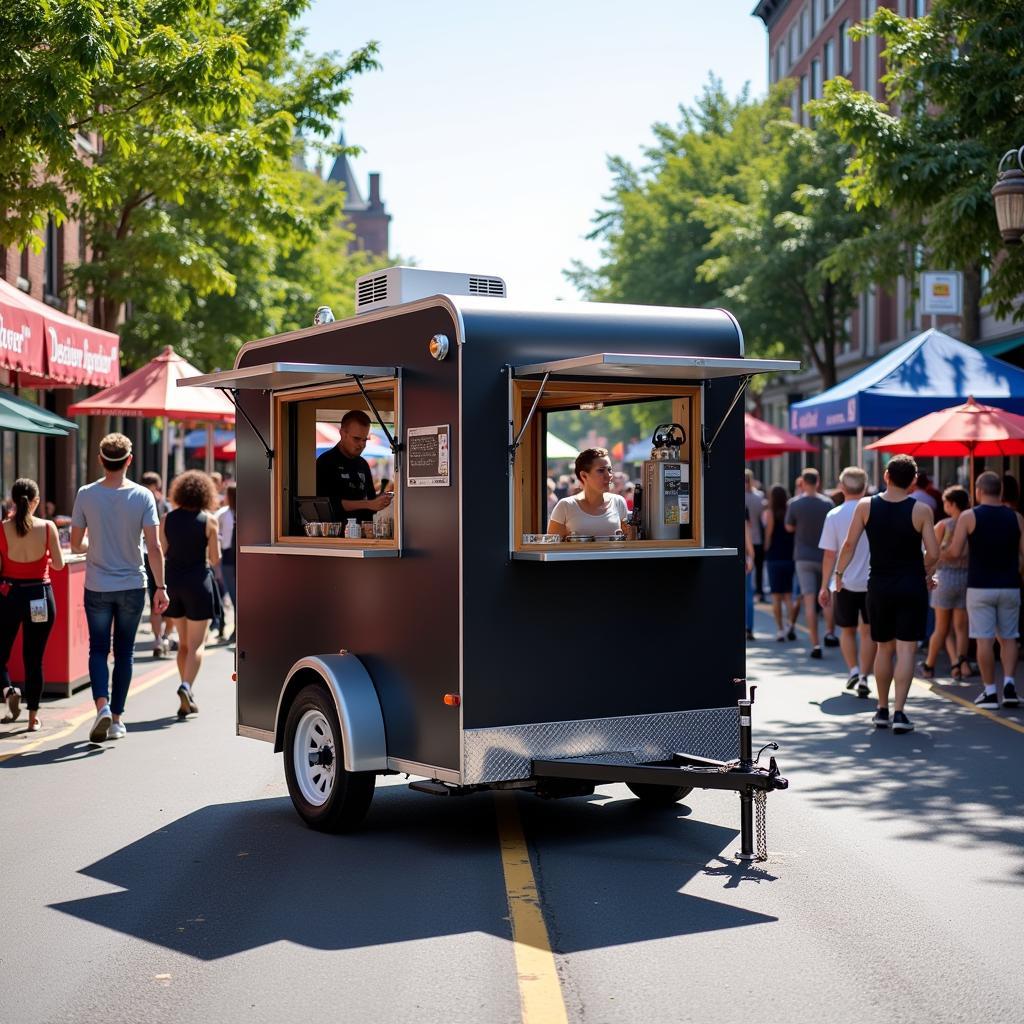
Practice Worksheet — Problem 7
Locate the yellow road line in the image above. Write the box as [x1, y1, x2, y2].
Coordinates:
[494, 792, 569, 1024]
[0, 664, 181, 763]
[755, 606, 1024, 735]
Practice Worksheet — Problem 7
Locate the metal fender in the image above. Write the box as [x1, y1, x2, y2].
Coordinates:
[276, 654, 388, 772]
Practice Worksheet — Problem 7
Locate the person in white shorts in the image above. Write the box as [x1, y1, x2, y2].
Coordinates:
[948, 471, 1024, 708]
[818, 467, 876, 698]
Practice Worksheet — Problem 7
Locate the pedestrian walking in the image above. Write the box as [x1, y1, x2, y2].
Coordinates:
[836, 454, 939, 734]
[744, 511, 756, 640]
[818, 467, 875, 698]
[71, 434, 168, 742]
[160, 471, 222, 719]
[141, 471, 172, 659]
[219, 482, 237, 644]
[744, 470, 766, 599]
[0, 479, 65, 732]
[920, 485, 971, 680]
[785, 468, 834, 658]
[947, 471, 1024, 708]
[763, 485, 799, 641]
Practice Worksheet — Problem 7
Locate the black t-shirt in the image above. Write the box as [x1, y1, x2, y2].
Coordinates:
[315, 447, 375, 522]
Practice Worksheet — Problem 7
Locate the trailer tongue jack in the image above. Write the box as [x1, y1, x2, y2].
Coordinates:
[531, 683, 788, 862]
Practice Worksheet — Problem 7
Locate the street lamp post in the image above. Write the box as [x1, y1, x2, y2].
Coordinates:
[992, 145, 1024, 245]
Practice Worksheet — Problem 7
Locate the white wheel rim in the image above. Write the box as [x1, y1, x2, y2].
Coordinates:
[293, 709, 337, 807]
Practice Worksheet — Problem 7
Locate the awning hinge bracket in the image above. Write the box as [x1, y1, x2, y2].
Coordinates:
[352, 375, 402, 470]
[219, 387, 274, 470]
[509, 371, 550, 462]
[702, 374, 753, 469]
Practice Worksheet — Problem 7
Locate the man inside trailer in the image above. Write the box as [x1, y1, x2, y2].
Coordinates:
[315, 410, 393, 523]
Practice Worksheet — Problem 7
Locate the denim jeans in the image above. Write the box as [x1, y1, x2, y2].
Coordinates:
[220, 562, 236, 617]
[745, 569, 755, 631]
[84, 588, 146, 716]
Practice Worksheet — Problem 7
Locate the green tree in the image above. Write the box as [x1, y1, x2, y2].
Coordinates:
[1, 0, 378, 363]
[696, 116, 873, 387]
[812, 0, 1024, 339]
[570, 80, 874, 387]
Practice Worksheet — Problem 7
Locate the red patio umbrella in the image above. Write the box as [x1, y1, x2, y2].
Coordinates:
[68, 346, 235, 481]
[744, 413, 817, 461]
[865, 396, 1024, 493]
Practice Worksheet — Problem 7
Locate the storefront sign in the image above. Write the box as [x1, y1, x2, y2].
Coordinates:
[921, 271, 963, 316]
[407, 424, 451, 487]
[0, 280, 47, 375]
[45, 323, 119, 387]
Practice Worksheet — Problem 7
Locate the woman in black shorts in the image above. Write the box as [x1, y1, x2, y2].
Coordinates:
[161, 471, 221, 719]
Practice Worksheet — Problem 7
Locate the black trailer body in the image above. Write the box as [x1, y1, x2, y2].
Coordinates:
[183, 289, 795, 834]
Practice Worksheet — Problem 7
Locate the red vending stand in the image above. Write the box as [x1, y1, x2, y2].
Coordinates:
[9, 556, 89, 698]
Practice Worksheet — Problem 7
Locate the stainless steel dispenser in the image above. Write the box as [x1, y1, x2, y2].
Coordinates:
[641, 423, 691, 540]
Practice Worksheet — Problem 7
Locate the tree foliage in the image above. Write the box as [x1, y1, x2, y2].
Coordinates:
[0, 0, 380, 367]
[812, 0, 1024, 336]
[570, 79, 875, 387]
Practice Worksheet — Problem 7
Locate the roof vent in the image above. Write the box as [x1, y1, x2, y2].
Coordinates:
[355, 266, 507, 314]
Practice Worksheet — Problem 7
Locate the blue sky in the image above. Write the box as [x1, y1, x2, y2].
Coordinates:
[299, 1, 767, 302]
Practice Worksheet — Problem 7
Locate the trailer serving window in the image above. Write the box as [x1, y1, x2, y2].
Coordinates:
[274, 378, 399, 553]
[510, 353, 798, 561]
[178, 362, 401, 558]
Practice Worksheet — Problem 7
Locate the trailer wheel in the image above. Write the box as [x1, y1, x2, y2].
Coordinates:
[283, 684, 375, 833]
[626, 783, 693, 805]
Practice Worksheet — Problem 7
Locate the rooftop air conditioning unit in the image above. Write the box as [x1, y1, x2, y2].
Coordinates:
[354, 266, 507, 315]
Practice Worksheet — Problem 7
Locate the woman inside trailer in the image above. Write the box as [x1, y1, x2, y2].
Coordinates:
[547, 448, 630, 538]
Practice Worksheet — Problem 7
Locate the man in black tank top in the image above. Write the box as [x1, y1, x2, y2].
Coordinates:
[948, 471, 1024, 708]
[836, 454, 939, 734]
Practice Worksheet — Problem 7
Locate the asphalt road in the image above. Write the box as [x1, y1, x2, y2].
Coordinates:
[2, 608, 1023, 1024]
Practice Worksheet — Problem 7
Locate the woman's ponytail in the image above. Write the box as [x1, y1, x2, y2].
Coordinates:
[11, 478, 39, 537]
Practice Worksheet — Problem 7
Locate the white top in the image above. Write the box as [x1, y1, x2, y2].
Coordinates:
[818, 499, 870, 592]
[550, 493, 629, 535]
[218, 507, 235, 548]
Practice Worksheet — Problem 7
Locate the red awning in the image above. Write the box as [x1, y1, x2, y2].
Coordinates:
[67, 346, 235, 421]
[0, 278, 47, 376]
[0, 277, 119, 387]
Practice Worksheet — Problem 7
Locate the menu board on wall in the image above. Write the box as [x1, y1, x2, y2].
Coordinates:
[407, 424, 450, 487]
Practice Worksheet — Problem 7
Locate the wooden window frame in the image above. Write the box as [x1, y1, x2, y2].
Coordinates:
[272, 378, 400, 549]
[511, 379, 704, 555]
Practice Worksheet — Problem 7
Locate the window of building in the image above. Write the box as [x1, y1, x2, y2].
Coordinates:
[824, 38, 835, 81]
[801, 7, 811, 50]
[789, 23, 799, 62]
[274, 379, 399, 550]
[800, 74, 810, 125]
[840, 21, 853, 75]
[777, 42, 787, 80]
[19, 247, 29, 285]
[914, 0, 927, 16]
[511, 379, 703, 555]
[43, 217, 62, 300]
[811, 59, 822, 100]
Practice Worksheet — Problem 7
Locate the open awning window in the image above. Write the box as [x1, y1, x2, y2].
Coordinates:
[180, 362, 399, 392]
[513, 353, 799, 380]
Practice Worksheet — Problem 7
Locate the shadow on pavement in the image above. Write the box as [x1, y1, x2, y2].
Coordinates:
[0, 740, 108, 768]
[51, 784, 777, 959]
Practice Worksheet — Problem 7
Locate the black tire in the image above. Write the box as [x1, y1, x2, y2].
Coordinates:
[283, 684, 376, 833]
[626, 783, 693, 805]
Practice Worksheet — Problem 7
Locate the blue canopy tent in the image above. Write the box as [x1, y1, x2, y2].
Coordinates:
[790, 329, 1024, 438]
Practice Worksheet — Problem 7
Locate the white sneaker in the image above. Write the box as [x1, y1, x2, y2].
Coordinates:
[89, 706, 112, 742]
[108, 721, 127, 740]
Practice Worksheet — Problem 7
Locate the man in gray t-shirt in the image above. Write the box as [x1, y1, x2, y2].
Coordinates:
[785, 467, 834, 658]
[71, 433, 168, 743]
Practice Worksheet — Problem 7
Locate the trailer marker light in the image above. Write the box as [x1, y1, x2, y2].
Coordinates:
[443, 693, 461, 706]
[231, 672, 237, 682]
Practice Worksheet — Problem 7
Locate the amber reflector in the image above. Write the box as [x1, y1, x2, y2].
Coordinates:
[443, 693, 461, 706]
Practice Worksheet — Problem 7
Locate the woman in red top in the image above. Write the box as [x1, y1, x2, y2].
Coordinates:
[0, 479, 65, 732]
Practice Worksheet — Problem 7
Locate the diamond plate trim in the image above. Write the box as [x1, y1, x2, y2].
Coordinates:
[462, 707, 739, 784]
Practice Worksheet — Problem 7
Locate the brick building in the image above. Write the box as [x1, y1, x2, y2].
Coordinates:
[0, 132, 122, 513]
[327, 130, 391, 256]
[751, 0, 1022, 484]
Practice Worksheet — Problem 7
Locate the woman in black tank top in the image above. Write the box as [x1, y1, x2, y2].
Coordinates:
[160, 472, 222, 720]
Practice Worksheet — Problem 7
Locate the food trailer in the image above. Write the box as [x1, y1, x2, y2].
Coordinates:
[183, 267, 795, 859]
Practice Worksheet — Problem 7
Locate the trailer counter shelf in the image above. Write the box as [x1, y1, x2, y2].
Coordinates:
[181, 280, 797, 858]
